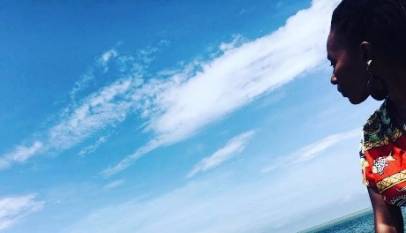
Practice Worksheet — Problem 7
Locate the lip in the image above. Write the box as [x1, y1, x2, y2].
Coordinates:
[337, 86, 345, 96]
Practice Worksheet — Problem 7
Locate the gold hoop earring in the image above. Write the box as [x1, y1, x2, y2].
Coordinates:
[367, 59, 373, 72]
[366, 60, 388, 100]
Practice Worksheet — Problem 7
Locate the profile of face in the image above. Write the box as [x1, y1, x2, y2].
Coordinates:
[326, 30, 370, 104]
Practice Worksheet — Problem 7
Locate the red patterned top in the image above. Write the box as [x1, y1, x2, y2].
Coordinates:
[361, 99, 406, 206]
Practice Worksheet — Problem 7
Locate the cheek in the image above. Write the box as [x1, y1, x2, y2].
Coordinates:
[349, 65, 369, 86]
[337, 61, 367, 86]
[333, 65, 352, 85]
[346, 54, 369, 82]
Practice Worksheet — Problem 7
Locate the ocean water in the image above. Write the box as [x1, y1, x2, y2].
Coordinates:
[300, 208, 406, 233]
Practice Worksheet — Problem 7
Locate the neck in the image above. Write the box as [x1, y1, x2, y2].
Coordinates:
[388, 99, 406, 121]
[380, 66, 406, 126]
[385, 75, 406, 126]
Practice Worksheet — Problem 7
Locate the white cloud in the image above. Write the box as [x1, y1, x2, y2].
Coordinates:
[8, 141, 43, 162]
[187, 130, 255, 178]
[219, 34, 245, 52]
[0, 141, 43, 170]
[78, 135, 110, 157]
[99, 49, 118, 69]
[103, 0, 340, 176]
[70, 49, 120, 102]
[0, 64, 143, 170]
[103, 179, 125, 190]
[1, 0, 340, 173]
[294, 128, 362, 163]
[69, 71, 95, 102]
[0, 194, 44, 231]
[262, 128, 361, 173]
[63, 139, 369, 233]
[47, 78, 137, 151]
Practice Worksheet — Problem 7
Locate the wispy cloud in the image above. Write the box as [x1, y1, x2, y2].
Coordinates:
[187, 130, 255, 178]
[261, 128, 361, 173]
[78, 135, 110, 157]
[48, 78, 136, 150]
[294, 128, 361, 163]
[99, 49, 118, 69]
[0, 141, 43, 170]
[1, 0, 339, 173]
[70, 49, 120, 102]
[0, 47, 152, 170]
[103, 179, 125, 190]
[103, 0, 340, 176]
[63, 138, 368, 233]
[0, 194, 44, 231]
[218, 34, 245, 52]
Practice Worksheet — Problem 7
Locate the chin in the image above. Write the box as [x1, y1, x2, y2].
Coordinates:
[347, 95, 368, 105]
[370, 91, 387, 101]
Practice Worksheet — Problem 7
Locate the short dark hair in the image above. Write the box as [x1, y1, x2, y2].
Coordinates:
[331, 0, 406, 64]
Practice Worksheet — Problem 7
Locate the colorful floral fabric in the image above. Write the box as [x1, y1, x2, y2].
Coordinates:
[360, 99, 406, 206]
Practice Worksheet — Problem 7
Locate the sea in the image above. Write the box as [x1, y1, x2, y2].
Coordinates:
[298, 208, 406, 233]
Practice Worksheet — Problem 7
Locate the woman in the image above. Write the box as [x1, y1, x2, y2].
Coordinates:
[327, 0, 406, 232]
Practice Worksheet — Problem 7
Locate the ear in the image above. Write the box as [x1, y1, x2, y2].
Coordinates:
[359, 41, 372, 62]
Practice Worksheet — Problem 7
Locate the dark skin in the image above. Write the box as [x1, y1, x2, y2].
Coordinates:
[327, 30, 406, 233]
[368, 187, 404, 233]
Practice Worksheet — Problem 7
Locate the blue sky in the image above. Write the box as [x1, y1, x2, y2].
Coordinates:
[0, 0, 382, 232]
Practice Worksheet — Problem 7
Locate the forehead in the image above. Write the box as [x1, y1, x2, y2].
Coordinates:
[327, 32, 338, 54]
[327, 31, 345, 59]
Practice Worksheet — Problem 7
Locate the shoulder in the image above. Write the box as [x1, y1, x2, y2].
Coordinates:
[361, 99, 403, 152]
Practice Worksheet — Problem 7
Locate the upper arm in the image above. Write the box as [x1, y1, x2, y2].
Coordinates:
[368, 187, 404, 233]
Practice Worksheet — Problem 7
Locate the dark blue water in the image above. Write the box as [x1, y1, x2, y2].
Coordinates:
[311, 211, 374, 233]
[301, 208, 406, 233]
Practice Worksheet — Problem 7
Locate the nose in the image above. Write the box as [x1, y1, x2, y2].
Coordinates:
[330, 73, 338, 85]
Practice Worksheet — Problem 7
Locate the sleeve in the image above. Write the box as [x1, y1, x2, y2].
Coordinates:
[359, 149, 370, 186]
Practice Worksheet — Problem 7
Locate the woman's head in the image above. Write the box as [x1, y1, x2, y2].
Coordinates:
[327, 0, 406, 104]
